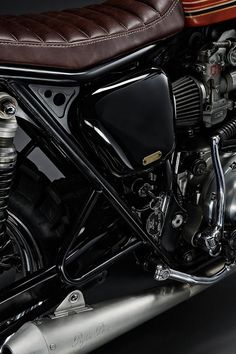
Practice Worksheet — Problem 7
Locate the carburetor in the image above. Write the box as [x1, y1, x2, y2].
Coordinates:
[173, 29, 236, 129]
[195, 30, 236, 127]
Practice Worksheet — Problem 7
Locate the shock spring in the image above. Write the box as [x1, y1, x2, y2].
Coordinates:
[0, 93, 18, 239]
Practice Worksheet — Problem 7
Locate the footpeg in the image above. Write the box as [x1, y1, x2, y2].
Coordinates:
[154, 263, 235, 285]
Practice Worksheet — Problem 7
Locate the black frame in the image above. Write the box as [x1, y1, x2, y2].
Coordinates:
[0, 44, 172, 337]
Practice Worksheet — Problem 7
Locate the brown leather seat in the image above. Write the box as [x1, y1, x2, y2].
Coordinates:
[0, 0, 184, 71]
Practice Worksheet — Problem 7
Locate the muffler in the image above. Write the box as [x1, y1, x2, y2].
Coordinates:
[2, 263, 235, 354]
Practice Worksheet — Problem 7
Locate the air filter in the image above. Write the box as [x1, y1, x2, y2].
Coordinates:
[172, 76, 204, 127]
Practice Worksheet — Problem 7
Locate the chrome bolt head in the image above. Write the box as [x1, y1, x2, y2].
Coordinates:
[2, 102, 17, 116]
[69, 293, 79, 303]
[50, 344, 56, 351]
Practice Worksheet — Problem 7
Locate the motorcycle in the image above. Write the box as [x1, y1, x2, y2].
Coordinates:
[0, 0, 236, 353]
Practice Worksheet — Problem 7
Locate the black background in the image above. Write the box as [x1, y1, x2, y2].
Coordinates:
[2, 1, 236, 354]
[0, 0, 101, 15]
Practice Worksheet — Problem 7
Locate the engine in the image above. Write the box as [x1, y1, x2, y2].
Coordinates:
[173, 29, 236, 129]
[172, 29, 236, 261]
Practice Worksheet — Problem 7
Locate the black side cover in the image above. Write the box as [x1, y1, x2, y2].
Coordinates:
[80, 69, 175, 174]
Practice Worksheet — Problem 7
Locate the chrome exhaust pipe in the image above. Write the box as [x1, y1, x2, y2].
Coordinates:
[2, 263, 235, 354]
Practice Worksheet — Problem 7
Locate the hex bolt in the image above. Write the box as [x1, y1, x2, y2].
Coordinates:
[172, 214, 184, 229]
[155, 265, 170, 281]
[184, 252, 193, 263]
[70, 293, 79, 303]
[50, 344, 56, 351]
[211, 192, 217, 201]
[2, 101, 17, 116]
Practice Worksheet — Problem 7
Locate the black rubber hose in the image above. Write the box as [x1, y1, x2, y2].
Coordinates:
[216, 119, 236, 142]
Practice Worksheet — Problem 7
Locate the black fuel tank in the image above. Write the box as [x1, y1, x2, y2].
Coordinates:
[79, 69, 175, 175]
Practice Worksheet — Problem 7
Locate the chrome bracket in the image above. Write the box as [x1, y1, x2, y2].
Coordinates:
[52, 290, 92, 319]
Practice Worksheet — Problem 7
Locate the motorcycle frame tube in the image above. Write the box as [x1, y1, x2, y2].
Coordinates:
[10, 77, 173, 271]
[0, 59, 171, 335]
[0, 44, 157, 83]
[0, 236, 142, 339]
[5, 81, 169, 262]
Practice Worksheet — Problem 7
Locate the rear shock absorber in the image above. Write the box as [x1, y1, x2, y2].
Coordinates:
[0, 93, 18, 238]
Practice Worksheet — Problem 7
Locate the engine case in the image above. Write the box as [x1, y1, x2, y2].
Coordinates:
[79, 69, 175, 175]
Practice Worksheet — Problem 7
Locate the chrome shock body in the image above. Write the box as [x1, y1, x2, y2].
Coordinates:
[0, 93, 18, 238]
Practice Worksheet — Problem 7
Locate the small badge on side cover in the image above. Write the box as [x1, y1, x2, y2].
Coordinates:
[143, 151, 162, 166]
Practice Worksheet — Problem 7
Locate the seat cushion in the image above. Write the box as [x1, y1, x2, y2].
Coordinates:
[0, 0, 184, 71]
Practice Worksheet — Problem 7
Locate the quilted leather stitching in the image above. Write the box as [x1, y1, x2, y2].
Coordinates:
[101, 5, 146, 24]
[79, 7, 128, 33]
[16, 17, 45, 42]
[19, 15, 70, 42]
[0, 22, 18, 41]
[102, 4, 145, 24]
[35, 15, 71, 42]
[85, 3, 142, 30]
[40, 14, 89, 40]
[94, 5, 128, 31]
[56, 11, 110, 36]
[82, 7, 130, 31]
[105, 2, 156, 22]
[0, 16, 43, 42]
[0, 0, 180, 47]
[132, 1, 160, 15]
[66, 8, 115, 35]
[97, 4, 140, 31]
[46, 16, 90, 42]
[23, 14, 90, 41]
